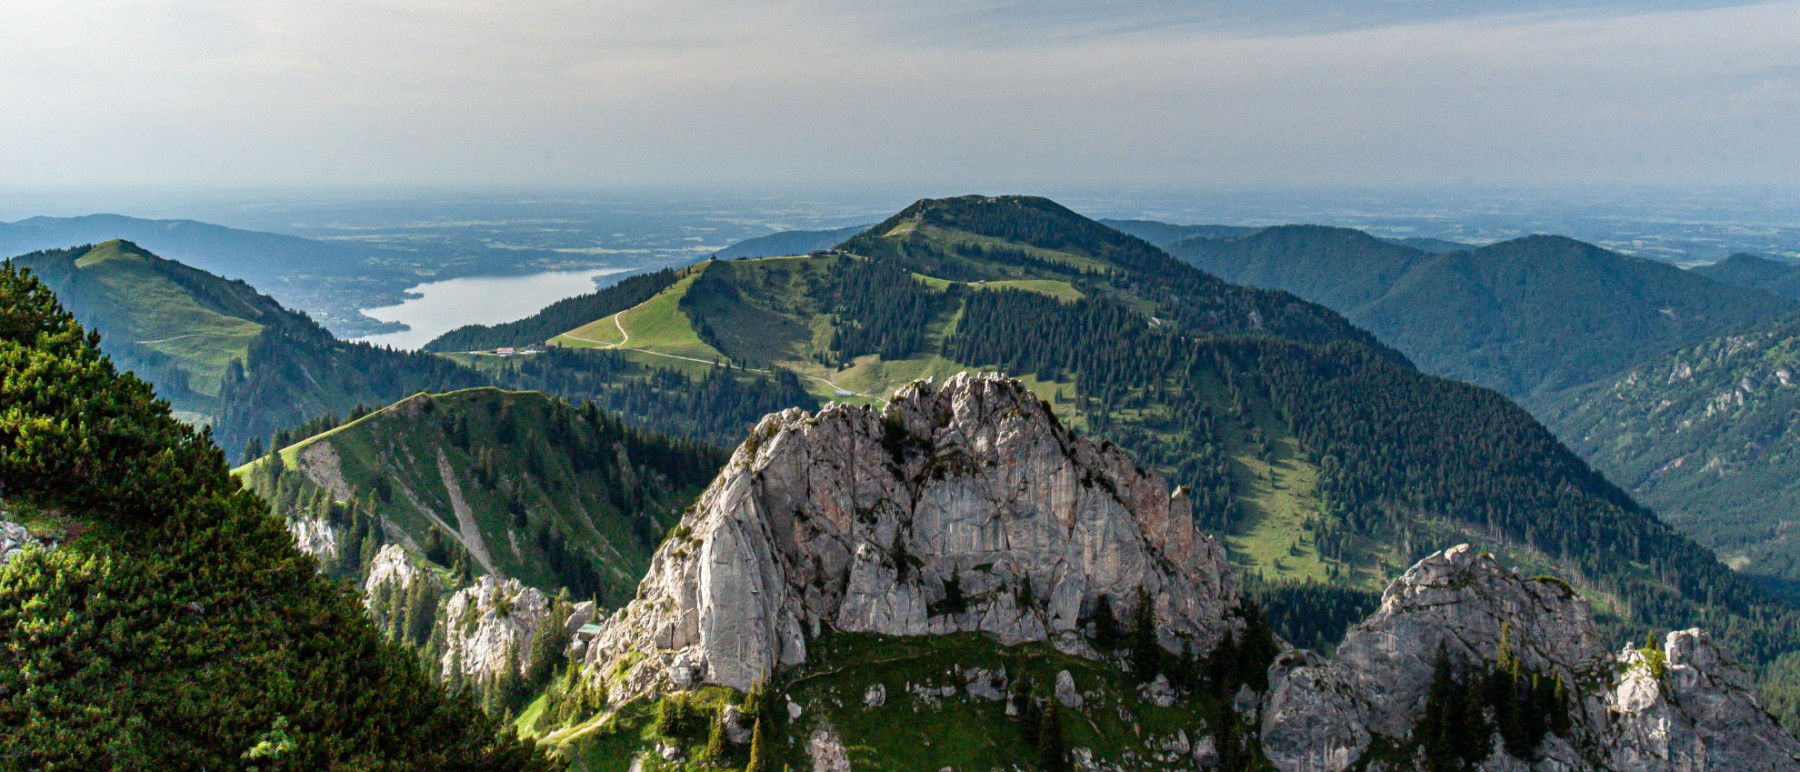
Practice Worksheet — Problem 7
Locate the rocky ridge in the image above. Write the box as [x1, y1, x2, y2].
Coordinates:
[584, 372, 1241, 699]
[1261, 544, 1800, 772]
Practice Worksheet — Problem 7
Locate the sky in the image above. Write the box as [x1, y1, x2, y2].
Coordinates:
[3, 1, 1799, 191]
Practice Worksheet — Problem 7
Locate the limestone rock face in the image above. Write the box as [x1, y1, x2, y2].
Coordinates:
[586, 373, 1239, 698]
[285, 514, 338, 563]
[441, 575, 552, 683]
[363, 543, 424, 597]
[1261, 545, 1800, 772]
[1608, 629, 1800, 771]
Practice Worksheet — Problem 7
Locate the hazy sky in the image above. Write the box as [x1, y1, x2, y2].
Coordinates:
[4, 1, 1798, 190]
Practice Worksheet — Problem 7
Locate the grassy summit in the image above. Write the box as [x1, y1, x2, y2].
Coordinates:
[10, 240, 287, 418]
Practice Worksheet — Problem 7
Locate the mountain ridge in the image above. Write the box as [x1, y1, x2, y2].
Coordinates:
[1167, 226, 1793, 401]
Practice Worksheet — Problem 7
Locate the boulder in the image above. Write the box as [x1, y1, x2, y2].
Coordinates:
[864, 683, 887, 708]
[0, 515, 43, 566]
[1056, 670, 1084, 708]
[808, 726, 851, 772]
[1143, 673, 1176, 708]
[720, 705, 754, 744]
[1193, 734, 1220, 769]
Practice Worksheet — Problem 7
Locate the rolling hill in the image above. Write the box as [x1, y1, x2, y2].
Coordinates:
[709, 224, 870, 260]
[516, 195, 1800, 679]
[0, 213, 420, 336]
[1165, 226, 1793, 403]
[8, 240, 316, 420]
[1694, 253, 1800, 301]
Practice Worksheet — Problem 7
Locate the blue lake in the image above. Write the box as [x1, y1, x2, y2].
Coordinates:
[354, 268, 628, 350]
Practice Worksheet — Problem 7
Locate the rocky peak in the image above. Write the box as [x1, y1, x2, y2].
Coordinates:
[1261, 545, 1799, 772]
[1609, 628, 1800, 770]
[585, 372, 1239, 700]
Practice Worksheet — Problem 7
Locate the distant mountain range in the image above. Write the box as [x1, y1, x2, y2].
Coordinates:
[1163, 225, 1793, 403]
[710, 224, 870, 260]
[1694, 252, 1800, 301]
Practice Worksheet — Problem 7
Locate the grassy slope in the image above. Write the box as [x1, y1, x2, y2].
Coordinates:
[70, 243, 264, 396]
[554, 272, 724, 362]
[10, 240, 271, 412]
[560, 633, 1236, 772]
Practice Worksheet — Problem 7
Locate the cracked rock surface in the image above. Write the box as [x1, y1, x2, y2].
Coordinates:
[1261, 545, 1800, 772]
[584, 373, 1240, 699]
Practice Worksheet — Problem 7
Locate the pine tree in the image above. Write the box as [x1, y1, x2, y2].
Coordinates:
[1207, 630, 1238, 693]
[1130, 585, 1161, 682]
[1037, 705, 1067, 772]
[702, 710, 729, 764]
[746, 717, 770, 772]
[1092, 594, 1120, 648]
[1419, 646, 1462, 772]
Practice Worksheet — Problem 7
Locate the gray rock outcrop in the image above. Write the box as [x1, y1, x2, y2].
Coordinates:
[585, 373, 1239, 699]
[1609, 628, 1800, 771]
[362, 543, 422, 597]
[0, 511, 44, 566]
[441, 575, 552, 684]
[1261, 544, 1800, 772]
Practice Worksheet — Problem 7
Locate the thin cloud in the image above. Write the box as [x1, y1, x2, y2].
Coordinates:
[0, 1, 1796, 189]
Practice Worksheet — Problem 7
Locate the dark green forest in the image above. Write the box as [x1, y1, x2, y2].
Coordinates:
[0, 261, 555, 770]
[423, 268, 681, 353]
[1166, 227, 1792, 401]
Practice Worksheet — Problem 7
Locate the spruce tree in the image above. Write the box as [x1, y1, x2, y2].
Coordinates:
[1419, 646, 1462, 772]
[702, 710, 729, 764]
[746, 717, 770, 772]
[1037, 705, 1067, 772]
[1130, 585, 1161, 682]
[1092, 594, 1120, 648]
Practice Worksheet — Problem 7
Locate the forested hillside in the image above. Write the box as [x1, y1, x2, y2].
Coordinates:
[239, 388, 724, 606]
[526, 195, 1800, 691]
[1542, 310, 1800, 598]
[0, 261, 554, 770]
[1166, 227, 1792, 402]
[1695, 253, 1800, 300]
